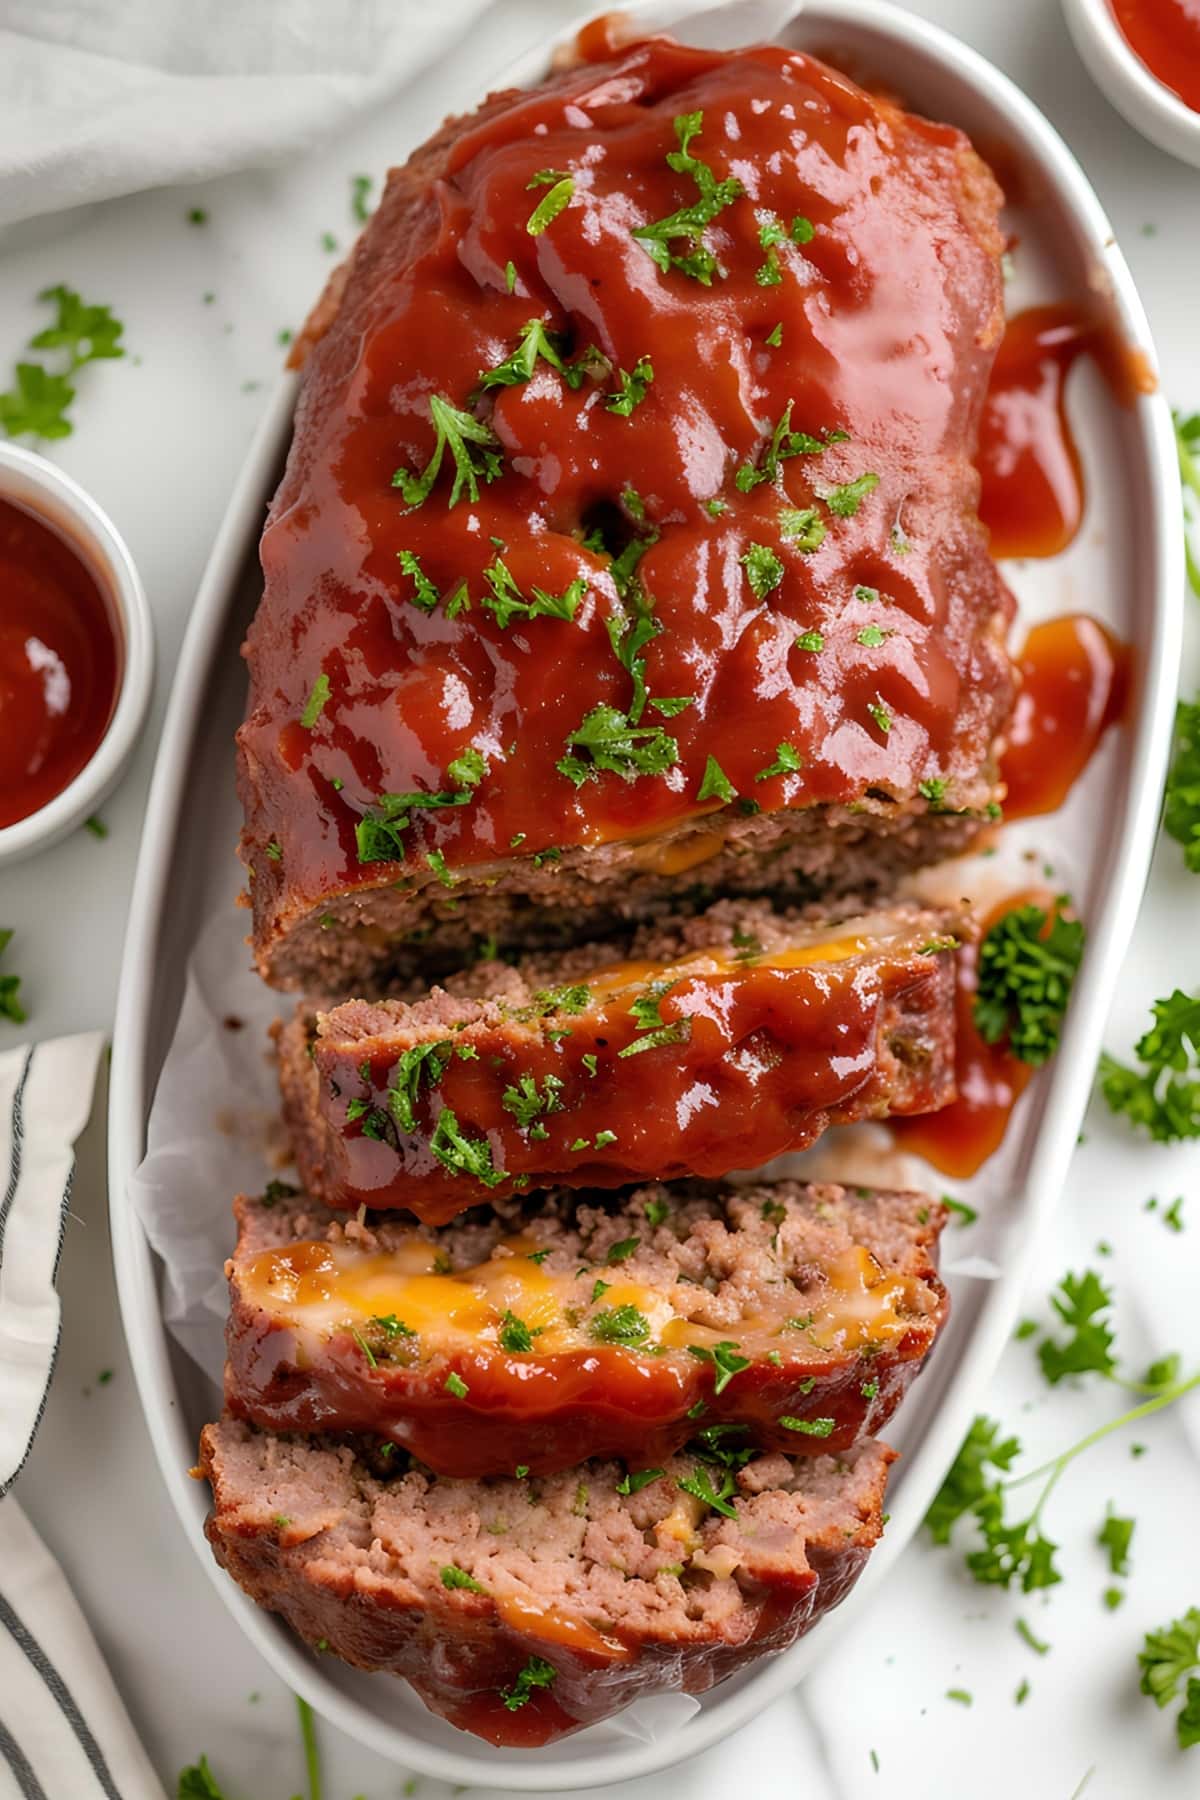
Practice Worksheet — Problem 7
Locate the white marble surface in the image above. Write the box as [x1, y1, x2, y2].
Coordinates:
[2, 2, 1198, 1796]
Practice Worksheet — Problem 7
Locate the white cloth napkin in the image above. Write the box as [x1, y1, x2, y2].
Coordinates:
[0, 1033, 165, 1800]
[0, 0, 490, 231]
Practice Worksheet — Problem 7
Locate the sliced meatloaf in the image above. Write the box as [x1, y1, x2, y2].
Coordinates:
[224, 1179, 948, 1476]
[199, 1418, 894, 1745]
[238, 32, 1016, 995]
[279, 898, 960, 1217]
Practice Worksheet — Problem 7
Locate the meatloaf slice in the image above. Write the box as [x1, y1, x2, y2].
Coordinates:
[224, 1179, 948, 1476]
[199, 1418, 894, 1746]
[279, 898, 960, 1218]
[238, 33, 1016, 996]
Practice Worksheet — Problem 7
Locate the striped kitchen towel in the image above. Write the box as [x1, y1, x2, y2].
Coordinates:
[0, 1033, 164, 1800]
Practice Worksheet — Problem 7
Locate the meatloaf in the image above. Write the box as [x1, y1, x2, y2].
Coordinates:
[199, 1418, 893, 1745]
[224, 1180, 948, 1476]
[238, 32, 1016, 995]
[279, 898, 960, 1216]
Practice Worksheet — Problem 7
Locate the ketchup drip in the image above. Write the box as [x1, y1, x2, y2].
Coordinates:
[977, 306, 1092, 559]
[892, 893, 1051, 1178]
[1111, 0, 1200, 113]
[1000, 614, 1130, 819]
[0, 497, 120, 829]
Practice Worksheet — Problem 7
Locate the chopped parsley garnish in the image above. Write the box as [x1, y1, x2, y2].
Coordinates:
[350, 174, 373, 222]
[0, 283, 125, 442]
[697, 755, 736, 803]
[795, 629, 825, 653]
[481, 555, 586, 627]
[386, 1040, 451, 1132]
[425, 848, 454, 887]
[504, 260, 518, 294]
[440, 1564, 484, 1592]
[735, 401, 842, 492]
[392, 393, 503, 508]
[825, 471, 880, 517]
[498, 1310, 539, 1353]
[526, 172, 575, 236]
[617, 1468, 664, 1495]
[429, 1107, 507, 1187]
[0, 930, 27, 1025]
[501, 1655, 557, 1710]
[1100, 989, 1200, 1141]
[479, 317, 577, 391]
[687, 1340, 751, 1395]
[741, 541, 785, 599]
[755, 213, 786, 286]
[396, 548, 469, 618]
[1174, 410, 1200, 598]
[299, 672, 331, 728]
[755, 742, 802, 781]
[857, 625, 888, 648]
[645, 1196, 670, 1227]
[765, 322, 783, 347]
[1098, 1506, 1134, 1576]
[605, 1236, 641, 1264]
[446, 746, 487, 790]
[631, 111, 743, 285]
[974, 900, 1085, 1065]
[677, 1465, 738, 1518]
[629, 981, 674, 1031]
[557, 703, 679, 787]
[780, 1415, 835, 1437]
[1140, 1607, 1200, 1748]
[354, 785, 471, 865]
[350, 1329, 378, 1368]
[919, 777, 947, 804]
[1164, 698, 1200, 873]
[531, 982, 592, 1016]
[444, 1370, 469, 1398]
[371, 1313, 415, 1339]
[177, 1754, 229, 1798]
[590, 1304, 651, 1345]
[942, 1194, 979, 1226]
[605, 357, 654, 416]
[1036, 1270, 1118, 1384]
[608, 526, 660, 600]
[866, 699, 891, 735]
[264, 839, 283, 861]
[778, 506, 827, 553]
[502, 1072, 564, 1130]
[618, 1020, 691, 1057]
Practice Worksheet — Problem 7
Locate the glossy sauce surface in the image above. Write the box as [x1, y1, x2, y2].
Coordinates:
[0, 498, 120, 829]
[1000, 614, 1129, 819]
[241, 35, 1014, 946]
[1111, 0, 1200, 112]
[893, 892, 1049, 1176]
[977, 305, 1092, 559]
[309, 921, 956, 1216]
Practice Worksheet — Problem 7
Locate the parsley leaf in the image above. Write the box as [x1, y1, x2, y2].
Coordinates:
[526, 174, 575, 236]
[697, 755, 736, 803]
[1037, 1270, 1118, 1384]
[755, 742, 802, 781]
[1140, 1606, 1200, 1750]
[795, 629, 825, 653]
[591, 1304, 650, 1345]
[677, 1465, 738, 1518]
[779, 506, 827, 553]
[0, 929, 27, 1025]
[354, 785, 472, 865]
[501, 1072, 564, 1130]
[925, 1414, 1021, 1544]
[392, 393, 503, 508]
[386, 1040, 451, 1133]
[177, 1755, 230, 1799]
[481, 556, 586, 628]
[1164, 698, 1200, 873]
[825, 472, 880, 517]
[300, 672, 331, 729]
[973, 900, 1085, 1065]
[1098, 1506, 1134, 1576]
[1101, 989, 1200, 1142]
[605, 356, 654, 416]
[631, 111, 744, 285]
[479, 317, 575, 390]
[779, 1415, 835, 1437]
[396, 548, 470, 618]
[741, 542, 785, 599]
[440, 1564, 485, 1592]
[616, 1468, 664, 1495]
[557, 703, 679, 786]
[686, 1340, 751, 1394]
[498, 1310, 539, 1353]
[501, 1655, 557, 1710]
[429, 1107, 508, 1187]
[735, 401, 840, 492]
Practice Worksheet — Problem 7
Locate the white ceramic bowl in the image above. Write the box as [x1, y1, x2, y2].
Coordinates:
[0, 441, 153, 866]
[108, 0, 1182, 1790]
[1063, 0, 1200, 167]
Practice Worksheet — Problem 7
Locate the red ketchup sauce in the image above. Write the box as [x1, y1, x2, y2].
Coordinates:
[893, 893, 1054, 1178]
[1001, 614, 1130, 819]
[0, 497, 120, 829]
[977, 305, 1093, 559]
[1111, 0, 1200, 112]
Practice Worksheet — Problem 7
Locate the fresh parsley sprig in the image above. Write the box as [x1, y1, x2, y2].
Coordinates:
[556, 702, 679, 786]
[734, 401, 844, 493]
[1140, 1607, 1200, 1749]
[0, 284, 126, 441]
[1164, 697, 1200, 873]
[392, 392, 503, 508]
[973, 899, 1085, 1065]
[630, 111, 743, 285]
[1099, 988, 1200, 1142]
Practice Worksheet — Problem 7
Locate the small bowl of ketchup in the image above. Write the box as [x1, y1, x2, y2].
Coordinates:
[0, 441, 153, 865]
[1063, 0, 1200, 166]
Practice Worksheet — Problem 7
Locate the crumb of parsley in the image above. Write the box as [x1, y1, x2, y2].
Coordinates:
[973, 899, 1085, 1065]
[741, 541, 785, 598]
[350, 174, 373, 223]
[440, 1564, 484, 1592]
[630, 111, 743, 285]
[444, 1370, 469, 1398]
[766, 321, 783, 347]
[1098, 1505, 1135, 1576]
[779, 1415, 835, 1437]
[617, 1467, 664, 1495]
[84, 814, 108, 839]
[605, 356, 654, 416]
[429, 1107, 507, 1188]
[300, 672, 331, 729]
[0, 284, 126, 441]
[795, 628, 825, 653]
[755, 742, 802, 782]
[525, 169, 574, 236]
[697, 754, 736, 803]
[779, 506, 827, 552]
[501, 1655, 557, 1710]
[866, 699, 891, 735]
[498, 1310, 539, 1354]
[825, 471, 880, 517]
[736, 400, 844, 492]
[557, 703, 678, 787]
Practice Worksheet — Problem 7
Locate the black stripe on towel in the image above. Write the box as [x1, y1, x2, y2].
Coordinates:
[0, 1046, 34, 1269]
[0, 1714, 49, 1800]
[0, 1593, 123, 1800]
